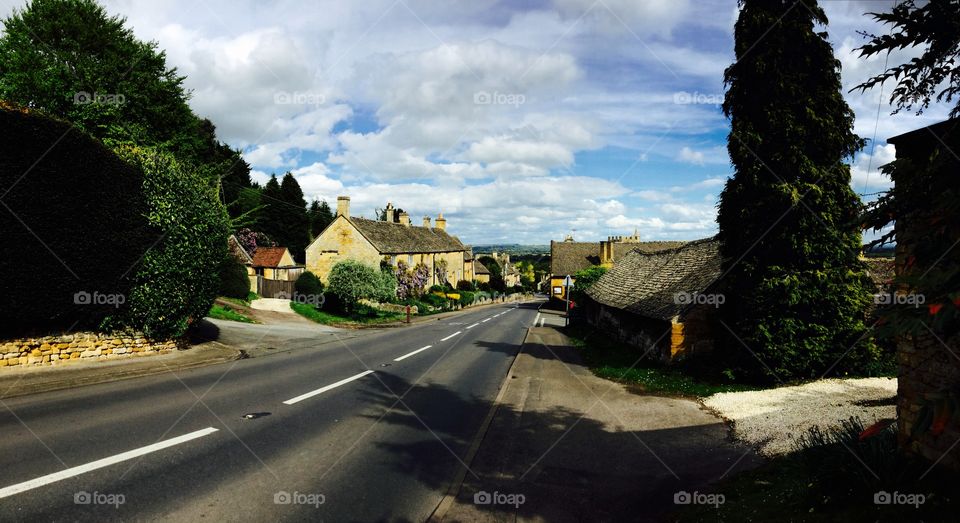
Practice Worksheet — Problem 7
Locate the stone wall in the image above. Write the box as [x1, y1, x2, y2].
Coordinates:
[0, 332, 181, 368]
[305, 215, 382, 283]
[584, 300, 671, 360]
[897, 331, 960, 469]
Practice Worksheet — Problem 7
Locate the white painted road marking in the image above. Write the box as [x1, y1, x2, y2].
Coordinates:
[394, 345, 433, 362]
[0, 427, 219, 499]
[465, 323, 480, 329]
[283, 370, 375, 405]
[534, 312, 541, 326]
[440, 331, 461, 341]
[481, 318, 491, 323]
[539, 317, 545, 327]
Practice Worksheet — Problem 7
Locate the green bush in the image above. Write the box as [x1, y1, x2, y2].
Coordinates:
[327, 260, 395, 311]
[428, 284, 445, 293]
[294, 271, 324, 299]
[572, 266, 608, 302]
[104, 145, 229, 339]
[421, 293, 447, 309]
[456, 279, 476, 291]
[0, 107, 155, 337]
[218, 255, 251, 299]
[378, 267, 397, 303]
[457, 290, 475, 307]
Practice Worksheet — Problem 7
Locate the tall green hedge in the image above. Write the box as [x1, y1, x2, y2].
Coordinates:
[0, 107, 155, 336]
[327, 260, 395, 311]
[105, 145, 229, 338]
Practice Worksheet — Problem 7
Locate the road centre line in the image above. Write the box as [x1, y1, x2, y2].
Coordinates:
[481, 318, 491, 323]
[283, 370, 375, 405]
[440, 331, 461, 341]
[0, 427, 219, 499]
[465, 323, 480, 329]
[394, 345, 433, 362]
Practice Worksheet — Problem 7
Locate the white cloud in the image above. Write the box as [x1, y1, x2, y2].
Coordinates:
[677, 146, 705, 166]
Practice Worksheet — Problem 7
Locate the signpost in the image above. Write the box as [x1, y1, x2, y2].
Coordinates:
[563, 275, 573, 327]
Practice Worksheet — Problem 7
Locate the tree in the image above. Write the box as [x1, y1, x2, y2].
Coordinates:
[309, 199, 335, 238]
[279, 173, 310, 262]
[0, 0, 214, 164]
[854, 1, 960, 117]
[327, 260, 393, 312]
[716, 0, 877, 382]
[572, 266, 607, 303]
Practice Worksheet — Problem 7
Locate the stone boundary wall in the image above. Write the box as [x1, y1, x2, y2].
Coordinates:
[0, 332, 182, 368]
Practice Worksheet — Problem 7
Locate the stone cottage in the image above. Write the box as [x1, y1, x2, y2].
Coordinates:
[584, 237, 722, 361]
[305, 197, 468, 286]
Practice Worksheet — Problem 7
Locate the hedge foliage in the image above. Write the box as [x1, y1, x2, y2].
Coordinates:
[0, 107, 154, 337]
[218, 255, 251, 300]
[104, 145, 229, 338]
[294, 271, 325, 299]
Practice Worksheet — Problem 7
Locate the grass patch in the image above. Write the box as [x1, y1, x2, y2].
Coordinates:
[221, 292, 258, 307]
[564, 325, 758, 397]
[290, 302, 403, 326]
[208, 304, 257, 323]
[674, 418, 959, 522]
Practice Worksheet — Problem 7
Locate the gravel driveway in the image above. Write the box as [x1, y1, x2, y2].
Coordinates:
[703, 377, 898, 456]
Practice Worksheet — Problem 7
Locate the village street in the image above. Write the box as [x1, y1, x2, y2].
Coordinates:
[0, 304, 537, 521]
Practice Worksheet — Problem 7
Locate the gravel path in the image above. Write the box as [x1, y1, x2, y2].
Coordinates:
[703, 377, 897, 456]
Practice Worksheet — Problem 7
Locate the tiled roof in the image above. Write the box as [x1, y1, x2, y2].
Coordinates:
[352, 217, 465, 254]
[474, 260, 491, 275]
[251, 246, 289, 268]
[549, 240, 687, 276]
[586, 237, 721, 321]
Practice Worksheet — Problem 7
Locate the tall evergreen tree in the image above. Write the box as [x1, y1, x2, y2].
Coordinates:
[716, 0, 877, 382]
[309, 199, 335, 238]
[256, 175, 286, 246]
[279, 172, 310, 262]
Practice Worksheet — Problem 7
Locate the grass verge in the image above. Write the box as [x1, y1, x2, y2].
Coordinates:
[290, 302, 403, 326]
[208, 304, 257, 323]
[563, 325, 757, 397]
[673, 418, 958, 522]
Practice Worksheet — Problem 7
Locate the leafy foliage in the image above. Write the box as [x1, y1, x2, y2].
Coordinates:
[395, 260, 430, 300]
[218, 254, 251, 300]
[308, 199, 334, 238]
[854, 0, 960, 117]
[105, 145, 229, 338]
[572, 266, 608, 302]
[456, 279, 476, 291]
[327, 260, 395, 311]
[234, 228, 276, 256]
[294, 271, 325, 300]
[716, 0, 876, 382]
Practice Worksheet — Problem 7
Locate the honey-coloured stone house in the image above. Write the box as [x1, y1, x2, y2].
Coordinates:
[305, 196, 470, 286]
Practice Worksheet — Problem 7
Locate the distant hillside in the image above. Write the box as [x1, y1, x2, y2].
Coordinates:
[472, 244, 550, 256]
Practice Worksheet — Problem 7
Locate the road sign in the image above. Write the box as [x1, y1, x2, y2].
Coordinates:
[562, 275, 573, 287]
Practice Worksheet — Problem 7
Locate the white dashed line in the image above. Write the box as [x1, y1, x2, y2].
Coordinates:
[283, 370, 375, 405]
[465, 323, 480, 329]
[394, 345, 433, 362]
[0, 427, 219, 499]
[534, 312, 541, 326]
[481, 318, 491, 323]
[440, 331, 462, 341]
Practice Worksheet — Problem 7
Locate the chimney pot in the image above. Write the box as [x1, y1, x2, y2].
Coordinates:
[385, 202, 395, 222]
[399, 212, 410, 227]
[435, 212, 446, 231]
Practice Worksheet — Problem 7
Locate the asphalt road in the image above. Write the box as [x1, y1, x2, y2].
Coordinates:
[0, 301, 539, 522]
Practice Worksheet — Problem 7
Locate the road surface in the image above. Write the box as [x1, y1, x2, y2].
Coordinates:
[0, 302, 539, 522]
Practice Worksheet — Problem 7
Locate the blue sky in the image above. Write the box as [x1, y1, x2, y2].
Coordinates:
[2, 0, 950, 244]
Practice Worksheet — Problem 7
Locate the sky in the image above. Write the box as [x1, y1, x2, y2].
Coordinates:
[2, 0, 951, 245]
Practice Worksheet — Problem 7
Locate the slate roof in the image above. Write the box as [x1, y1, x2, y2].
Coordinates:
[549, 240, 687, 276]
[251, 246, 290, 268]
[586, 237, 721, 321]
[351, 217, 465, 254]
[227, 235, 252, 264]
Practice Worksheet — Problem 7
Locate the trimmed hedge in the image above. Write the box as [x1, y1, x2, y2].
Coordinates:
[294, 271, 324, 298]
[327, 260, 395, 311]
[219, 255, 251, 300]
[0, 107, 155, 337]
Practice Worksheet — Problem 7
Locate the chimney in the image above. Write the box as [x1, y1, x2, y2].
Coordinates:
[423, 216, 431, 228]
[385, 202, 395, 222]
[399, 212, 410, 227]
[435, 212, 446, 231]
[336, 196, 350, 218]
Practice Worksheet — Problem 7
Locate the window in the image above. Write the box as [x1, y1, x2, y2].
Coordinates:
[407, 254, 414, 265]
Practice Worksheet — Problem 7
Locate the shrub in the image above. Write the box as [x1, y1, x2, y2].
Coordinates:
[421, 293, 448, 309]
[377, 267, 397, 303]
[456, 279, 476, 291]
[105, 145, 230, 338]
[458, 291, 475, 307]
[572, 266, 608, 302]
[0, 107, 154, 337]
[327, 260, 393, 311]
[429, 284, 445, 293]
[294, 271, 324, 300]
[478, 281, 492, 292]
[219, 255, 251, 299]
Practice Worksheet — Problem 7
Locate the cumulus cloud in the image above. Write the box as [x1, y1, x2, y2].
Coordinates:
[677, 146, 706, 166]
